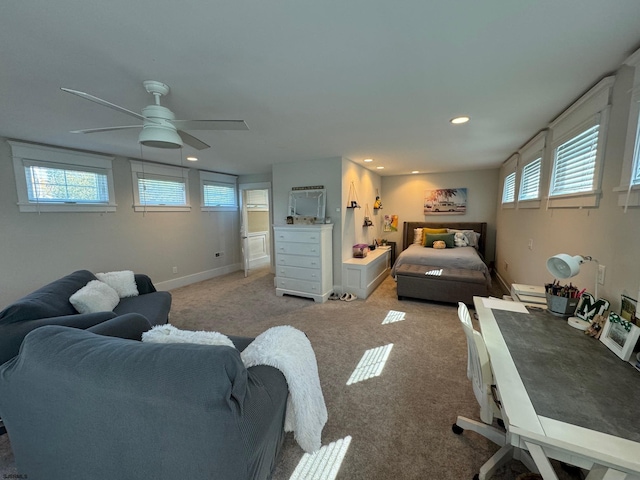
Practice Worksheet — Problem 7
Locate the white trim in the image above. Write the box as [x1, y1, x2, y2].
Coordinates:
[8, 140, 116, 213]
[155, 263, 242, 291]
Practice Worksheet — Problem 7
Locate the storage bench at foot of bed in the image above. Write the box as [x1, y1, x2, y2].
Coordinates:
[396, 264, 487, 304]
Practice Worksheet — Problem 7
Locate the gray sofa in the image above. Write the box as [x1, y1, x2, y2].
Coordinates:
[0, 315, 289, 480]
[0, 269, 171, 365]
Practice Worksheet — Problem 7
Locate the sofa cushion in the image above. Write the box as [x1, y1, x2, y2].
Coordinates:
[113, 291, 171, 326]
[0, 270, 98, 326]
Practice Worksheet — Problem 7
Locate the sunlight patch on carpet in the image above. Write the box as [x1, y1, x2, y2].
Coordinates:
[382, 310, 405, 324]
[346, 344, 393, 385]
[289, 435, 352, 480]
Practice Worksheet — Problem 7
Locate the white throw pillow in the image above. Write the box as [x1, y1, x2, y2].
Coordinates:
[96, 270, 139, 298]
[453, 232, 469, 247]
[142, 324, 235, 348]
[413, 228, 423, 245]
[70, 280, 120, 314]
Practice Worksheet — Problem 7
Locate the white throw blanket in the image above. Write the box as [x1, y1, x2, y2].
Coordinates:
[142, 324, 327, 453]
[241, 325, 327, 453]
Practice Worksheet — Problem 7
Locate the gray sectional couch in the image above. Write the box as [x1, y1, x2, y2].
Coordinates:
[0, 269, 171, 365]
[0, 315, 289, 480]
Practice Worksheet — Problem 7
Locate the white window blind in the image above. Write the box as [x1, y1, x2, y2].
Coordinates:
[130, 160, 190, 212]
[200, 170, 238, 211]
[518, 158, 542, 201]
[632, 114, 640, 186]
[550, 124, 599, 196]
[203, 182, 236, 207]
[137, 174, 186, 206]
[9, 140, 116, 213]
[502, 172, 516, 203]
[25, 162, 109, 204]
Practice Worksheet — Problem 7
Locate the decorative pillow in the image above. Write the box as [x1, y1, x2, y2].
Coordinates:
[453, 232, 469, 247]
[433, 240, 446, 249]
[424, 233, 455, 248]
[95, 270, 139, 298]
[142, 324, 235, 348]
[448, 229, 481, 248]
[69, 280, 120, 314]
[413, 228, 423, 245]
[421, 228, 449, 246]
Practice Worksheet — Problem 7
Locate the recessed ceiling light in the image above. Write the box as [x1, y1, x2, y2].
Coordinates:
[186, 156, 198, 162]
[364, 158, 374, 163]
[412, 170, 419, 174]
[376, 166, 384, 170]
[450, 116, 470, 125]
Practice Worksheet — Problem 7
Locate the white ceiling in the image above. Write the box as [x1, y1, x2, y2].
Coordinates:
[1, 1, 639, 176]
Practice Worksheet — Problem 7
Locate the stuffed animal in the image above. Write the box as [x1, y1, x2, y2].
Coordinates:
[585, 313, 607, 338]
[433, 240, 446, 249]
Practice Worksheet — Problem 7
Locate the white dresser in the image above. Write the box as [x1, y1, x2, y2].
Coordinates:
[273, 224, 333, 302]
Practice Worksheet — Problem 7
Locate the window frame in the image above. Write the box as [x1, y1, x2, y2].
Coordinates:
[546, 76, 614, 208]
[615, 47, 640, 209]
[130, 160, 191, 212]
[500, 154, 518, 208]
[516, 130, 546, 209]
[200, 171, 238, 212]
[9, 140, 116, 213]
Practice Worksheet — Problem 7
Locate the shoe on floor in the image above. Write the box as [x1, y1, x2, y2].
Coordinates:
[340, 293, 357, 302]
[328, 292, 340, 300]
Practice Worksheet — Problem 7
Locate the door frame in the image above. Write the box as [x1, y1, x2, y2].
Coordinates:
[238, 182, 273, 276]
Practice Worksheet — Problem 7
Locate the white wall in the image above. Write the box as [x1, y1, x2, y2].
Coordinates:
[381, 169, 500, 262]
[495, 65, 640, 313]
[341, 159, 383, 260]
[272, 157, 344, 285]
[0, 138, 241, 306]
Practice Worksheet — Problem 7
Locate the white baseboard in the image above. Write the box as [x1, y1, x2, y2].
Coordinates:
[155, 263, 242, 291]
[494, 271, 510, 293]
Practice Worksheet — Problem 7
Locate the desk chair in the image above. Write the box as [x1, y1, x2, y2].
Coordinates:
[453, 302, 538, 480]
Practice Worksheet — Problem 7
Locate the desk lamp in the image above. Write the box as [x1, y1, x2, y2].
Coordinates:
[546, 254, 598, 330]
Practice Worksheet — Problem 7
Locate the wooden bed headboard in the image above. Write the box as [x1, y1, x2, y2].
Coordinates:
[402, 222, 487, 257]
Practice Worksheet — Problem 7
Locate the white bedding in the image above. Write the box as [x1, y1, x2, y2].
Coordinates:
[391, 244, 491, 286]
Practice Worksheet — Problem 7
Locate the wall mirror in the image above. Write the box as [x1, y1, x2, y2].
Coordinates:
[288, 189, 326, 222]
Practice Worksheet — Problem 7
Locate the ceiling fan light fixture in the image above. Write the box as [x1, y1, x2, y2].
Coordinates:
[138, 125, 183, 149]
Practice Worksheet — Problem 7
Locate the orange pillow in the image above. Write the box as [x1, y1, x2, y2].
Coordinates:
[421, 228, 448, 246]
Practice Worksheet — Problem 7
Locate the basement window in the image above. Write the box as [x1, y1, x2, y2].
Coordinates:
[131, 160, 191, 212]
[200, 171, 238, 212]
[9, 140, 116, 213]
[547, 76, 614, 208]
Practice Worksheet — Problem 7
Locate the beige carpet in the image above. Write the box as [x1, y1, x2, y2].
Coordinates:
[0, 268, 584, 480]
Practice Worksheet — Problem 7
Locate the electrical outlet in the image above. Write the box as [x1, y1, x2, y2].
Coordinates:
[528, 239, 533, 250]
[598, 265, 606, 285]
[504, 261, 509, 271]
[172, 266, 178, 274]
[215, 252, 223, 257]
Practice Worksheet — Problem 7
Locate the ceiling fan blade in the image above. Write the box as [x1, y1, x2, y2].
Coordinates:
[178, 130, 210, 150]
[61, 88, 148, 122]
[70, 125, 143, 134]
[173, 119, 248, 131]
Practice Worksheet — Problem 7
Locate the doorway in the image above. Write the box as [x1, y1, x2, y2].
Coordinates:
[239, 183, 272, 277]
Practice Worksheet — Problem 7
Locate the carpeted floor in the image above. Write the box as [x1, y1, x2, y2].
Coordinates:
[0, 267, 584, 479]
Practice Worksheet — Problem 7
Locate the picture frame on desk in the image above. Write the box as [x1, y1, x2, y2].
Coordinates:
[600, 312, 640, 362]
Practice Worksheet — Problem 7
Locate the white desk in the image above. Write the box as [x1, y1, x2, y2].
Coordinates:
[474, 296, 640, 480]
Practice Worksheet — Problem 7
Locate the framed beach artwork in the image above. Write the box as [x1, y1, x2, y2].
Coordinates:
[600, 312, 640, 362]
[424, 188, 467, 215]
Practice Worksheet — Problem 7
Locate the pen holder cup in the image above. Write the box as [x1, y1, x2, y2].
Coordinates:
[546, 293, 580, 317]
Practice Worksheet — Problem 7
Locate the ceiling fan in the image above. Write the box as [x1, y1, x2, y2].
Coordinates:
[61, 80, 248, 150]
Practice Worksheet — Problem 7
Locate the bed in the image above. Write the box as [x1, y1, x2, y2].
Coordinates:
[392, 221, 491, 303]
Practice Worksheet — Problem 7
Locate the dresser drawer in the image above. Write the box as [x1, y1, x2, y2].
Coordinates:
[274, 230, 322, 244]
[276, 242, 321, 256]
[276, 277, 322, 294]
[276, 265, 321, 282]
[276, 254, 321, 269]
